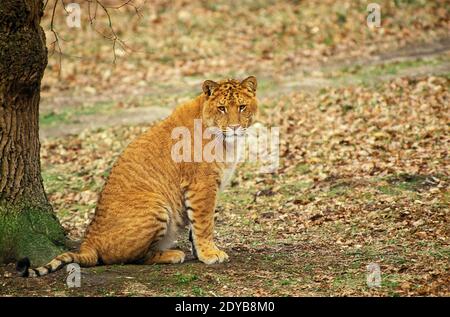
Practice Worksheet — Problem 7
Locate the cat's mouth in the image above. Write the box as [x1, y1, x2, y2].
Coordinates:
[221, 127, 247, 138]
[222, 133, 246, 143]
[210, 126, 247, 141]
[223, 132, 245, 137]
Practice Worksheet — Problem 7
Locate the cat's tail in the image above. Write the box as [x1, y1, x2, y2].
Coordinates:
[16, 245, 98, 277]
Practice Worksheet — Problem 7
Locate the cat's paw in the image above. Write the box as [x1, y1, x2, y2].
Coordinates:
[146, 250, 185, 264]
[198, 248, 229, 265]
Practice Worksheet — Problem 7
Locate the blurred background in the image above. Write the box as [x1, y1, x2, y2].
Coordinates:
[40, 0, 449, 135]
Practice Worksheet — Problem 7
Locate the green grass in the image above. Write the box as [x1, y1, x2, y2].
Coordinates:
[326, 187, 348, 197]
[191, 285, 205, 296]
[39, 100, 117, 127]
[40, 112, 69, 126]
[381, 273, 402, 295]
[219, 189, 254, 207]
[42, 170, 68, 194]
[332, 272, 365, 289]
[344, 245, 380, 260]
[175, 272, 198, 285]
[42, 169, 90, 193]
[280, 181, 312, 195]
[418, 244, 450, 260]
[91, 266, 108, 274]
[377, 185, 402, 196]
[334, 57, 446, 86]
[280, 278, 295, 286]
[374, 173, 446, 197]
[385, 174, 429, 191]
[294, 163, 310, 175]
[42, 169, 88, 193]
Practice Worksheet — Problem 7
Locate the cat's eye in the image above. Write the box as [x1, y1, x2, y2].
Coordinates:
[218, 106, 226, 113]
[239, 105, 246, 112]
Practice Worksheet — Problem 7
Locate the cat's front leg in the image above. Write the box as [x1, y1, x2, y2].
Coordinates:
[185, 178, 229, 264]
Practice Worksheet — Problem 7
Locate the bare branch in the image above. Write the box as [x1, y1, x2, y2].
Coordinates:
[91, 0, 137, 64]
[103, 0, 134, 10]
[48, 0, 142, 68]
[60, 0, 69, 14]
[44, 0, 50, 11]
[49, 0, 62, 76]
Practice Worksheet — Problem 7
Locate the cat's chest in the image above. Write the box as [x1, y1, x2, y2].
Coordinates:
[220, 164, 237, 192]
[219, 144, 243, 191]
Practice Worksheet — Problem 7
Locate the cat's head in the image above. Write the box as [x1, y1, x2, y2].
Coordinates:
[201, 76, 258, 140]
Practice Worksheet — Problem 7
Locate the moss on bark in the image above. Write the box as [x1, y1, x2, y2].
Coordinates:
[0, 203, 66, 266]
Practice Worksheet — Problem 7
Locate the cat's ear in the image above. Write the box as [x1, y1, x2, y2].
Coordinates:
[241, 76, 257, 94]
[202, 80, 219, 97]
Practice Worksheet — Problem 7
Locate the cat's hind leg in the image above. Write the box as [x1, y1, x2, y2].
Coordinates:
[92, 192, 173, 264]
[142, 217, 185, 264]
[144, 250, 185, 264]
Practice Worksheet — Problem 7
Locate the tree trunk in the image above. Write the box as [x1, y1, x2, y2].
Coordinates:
[0, 0, 65, 265]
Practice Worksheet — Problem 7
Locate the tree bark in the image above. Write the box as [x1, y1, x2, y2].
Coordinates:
[0, 0, 65, 265]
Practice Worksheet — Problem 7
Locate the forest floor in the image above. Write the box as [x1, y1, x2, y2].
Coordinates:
[0, 0, 449, 296]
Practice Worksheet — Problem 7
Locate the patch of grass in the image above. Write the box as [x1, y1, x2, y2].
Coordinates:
[419, 245, 450, 260]
[91, 266, 108, 274]
[302, 263, 315, 273]
[381, 273, 401, 294]
[323, 34, 334, 46]
[332, 272, 365, 289]
[294, 163, 310, 175]
[254, 78, 274, 94]
[191, 285, 205, 296]
[280, 181, 312, 195]
[344, 246, 380, 261]
[175, 272, 198, 285]
[219, 190, 254, 207]
[394, 0, 427, 8]
[389, 255, 408, 265]
[42, 169, 88, 194]
[357, 191, 375, 202]
[69, 203, 95, 215]
[340, 103, 354, 114]
[42, 170, 67, 194]
[336, 11, 347, 25]
[441, 190, 450, 205]
[377, 185, 402, 196]
[40, 100, 116, 127]
[376, 173, 446, 196]
[385, 174, 430, 191]
[280, 278, 295, 286]
[157, 55, 175, 65]
[334, 58, 445, 85]
[326, 183, 351, 198]
[40, 111, 68, 126]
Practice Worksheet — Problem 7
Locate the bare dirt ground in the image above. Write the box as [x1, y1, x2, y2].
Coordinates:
[1, 0, 449, 296]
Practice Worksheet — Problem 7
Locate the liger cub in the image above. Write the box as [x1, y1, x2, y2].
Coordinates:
[18, 76, 258, 277]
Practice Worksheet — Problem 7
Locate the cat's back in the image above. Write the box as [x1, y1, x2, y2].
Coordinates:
[103, 97, 202, 194]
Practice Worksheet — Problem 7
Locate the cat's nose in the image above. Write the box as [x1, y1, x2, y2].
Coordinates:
[228, 124, 241, 131]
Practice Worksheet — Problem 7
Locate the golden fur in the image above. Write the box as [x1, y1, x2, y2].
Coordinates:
[19, 76, 258, 277]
